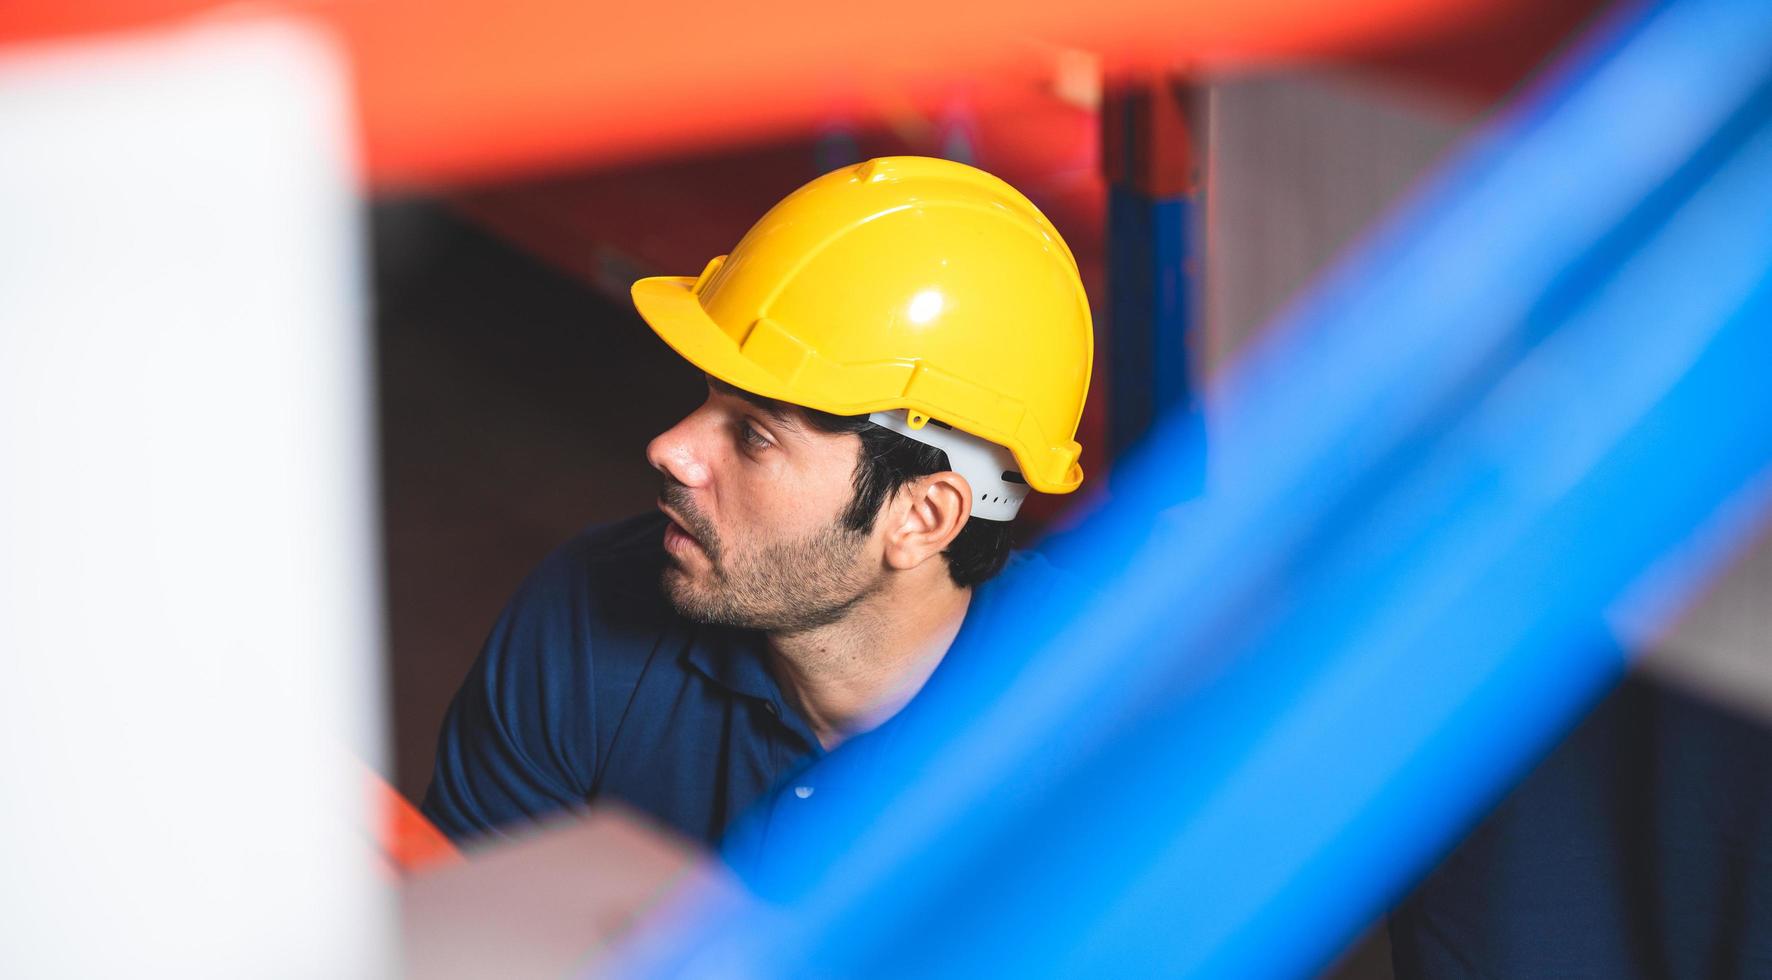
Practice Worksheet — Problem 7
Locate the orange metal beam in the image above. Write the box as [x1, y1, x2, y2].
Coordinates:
[2, 0, 1512, 187]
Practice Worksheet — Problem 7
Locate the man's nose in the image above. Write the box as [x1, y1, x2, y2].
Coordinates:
[646, 414, 712, 487]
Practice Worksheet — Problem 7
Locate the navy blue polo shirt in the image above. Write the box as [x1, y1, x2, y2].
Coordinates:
[422, 511, 1057, 850]
[1391, 672, 1772, 978]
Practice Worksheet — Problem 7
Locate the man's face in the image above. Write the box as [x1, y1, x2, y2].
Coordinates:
[646, 379, 882, 633]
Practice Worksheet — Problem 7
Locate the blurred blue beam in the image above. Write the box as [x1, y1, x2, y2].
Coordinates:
[619, 0, 1772, 975]
[1047, 118, 1772, 978]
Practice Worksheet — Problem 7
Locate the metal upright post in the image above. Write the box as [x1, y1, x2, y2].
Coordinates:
[1101, 74, 1203, 493]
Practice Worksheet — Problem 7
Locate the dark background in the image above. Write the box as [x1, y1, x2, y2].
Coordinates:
[373, 198, 700, 802]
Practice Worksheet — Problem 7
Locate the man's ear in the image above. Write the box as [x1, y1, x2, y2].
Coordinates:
[881, 472, 971, 572]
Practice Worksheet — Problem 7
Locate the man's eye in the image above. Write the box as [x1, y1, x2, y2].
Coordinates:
[737, 420, 772, 451]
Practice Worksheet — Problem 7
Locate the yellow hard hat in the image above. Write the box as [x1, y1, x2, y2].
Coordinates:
[630, 155, 1093, 496]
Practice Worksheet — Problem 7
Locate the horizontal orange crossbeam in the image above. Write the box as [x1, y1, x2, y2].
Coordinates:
[1, 0, 1510, 186]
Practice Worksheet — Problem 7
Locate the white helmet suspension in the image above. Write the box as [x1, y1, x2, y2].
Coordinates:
[867, 410, 1030, 521]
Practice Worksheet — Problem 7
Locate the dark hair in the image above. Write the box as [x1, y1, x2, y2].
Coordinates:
[801, 408, 1015, 588]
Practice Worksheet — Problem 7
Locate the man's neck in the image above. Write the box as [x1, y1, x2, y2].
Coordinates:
[764, 571, 972, 750]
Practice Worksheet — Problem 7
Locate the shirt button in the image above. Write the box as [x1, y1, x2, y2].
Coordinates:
[793, 785, 814, 799]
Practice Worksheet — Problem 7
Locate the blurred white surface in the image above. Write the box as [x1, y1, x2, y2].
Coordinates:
[1203, 71, 1473, 377]
[402, 806, 726, 980]
[0, 20, 390, 977]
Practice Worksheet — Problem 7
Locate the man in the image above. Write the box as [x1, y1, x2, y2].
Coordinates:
[422, 156, 1093, 849]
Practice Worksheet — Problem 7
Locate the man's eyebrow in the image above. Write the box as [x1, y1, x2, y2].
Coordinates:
[706, 376, 803, 432]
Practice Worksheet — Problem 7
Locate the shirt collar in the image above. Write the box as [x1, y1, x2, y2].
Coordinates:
[683, 625, 781, 704]
[683, 627, 825, 745]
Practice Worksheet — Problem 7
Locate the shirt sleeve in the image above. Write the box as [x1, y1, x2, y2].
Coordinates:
[421, 539, 602, 844]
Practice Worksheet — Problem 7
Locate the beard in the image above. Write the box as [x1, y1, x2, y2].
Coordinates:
[659, 481, 879, 634]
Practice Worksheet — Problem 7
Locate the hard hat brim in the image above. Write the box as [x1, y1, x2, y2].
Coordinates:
[631, 273, 828, 410]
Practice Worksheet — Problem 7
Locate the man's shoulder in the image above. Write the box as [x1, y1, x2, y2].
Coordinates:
[470, 510, 697, 723]
[425, 512, 683, 840]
